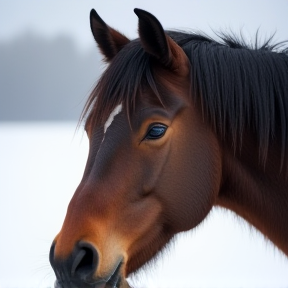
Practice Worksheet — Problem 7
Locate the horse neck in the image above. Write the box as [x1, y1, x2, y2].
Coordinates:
[216, 133, 288, 256]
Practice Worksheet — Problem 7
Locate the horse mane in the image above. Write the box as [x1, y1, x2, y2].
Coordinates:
[82, 30, 288, 166]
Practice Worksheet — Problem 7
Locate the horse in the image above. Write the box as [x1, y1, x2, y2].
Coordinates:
[49, 8, 288, 288]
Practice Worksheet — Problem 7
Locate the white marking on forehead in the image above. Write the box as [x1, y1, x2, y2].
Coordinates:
[104, 103, 123, 134]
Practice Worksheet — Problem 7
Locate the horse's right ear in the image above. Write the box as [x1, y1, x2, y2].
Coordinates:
[90, 9, 130, 62]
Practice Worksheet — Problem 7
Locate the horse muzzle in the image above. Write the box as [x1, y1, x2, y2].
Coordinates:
[49, 241, 125, 288]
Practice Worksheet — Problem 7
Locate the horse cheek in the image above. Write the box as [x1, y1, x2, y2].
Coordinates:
[159, 121, 222, 232]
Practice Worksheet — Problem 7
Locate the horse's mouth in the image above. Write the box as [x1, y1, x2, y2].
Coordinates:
[54, 261, 124, 288]
[105, 260, 122, 288]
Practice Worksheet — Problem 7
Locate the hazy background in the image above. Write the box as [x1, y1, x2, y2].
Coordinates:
[1, 1, 288, 287]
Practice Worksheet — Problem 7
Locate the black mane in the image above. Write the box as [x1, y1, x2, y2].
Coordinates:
[83, 30, 288, 165]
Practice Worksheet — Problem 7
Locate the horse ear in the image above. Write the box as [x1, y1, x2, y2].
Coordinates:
[90, 9, 130, 61]
[134, 8, 184, 71]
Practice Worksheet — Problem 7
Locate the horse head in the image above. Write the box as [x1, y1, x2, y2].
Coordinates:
[49, 9, 223, 288]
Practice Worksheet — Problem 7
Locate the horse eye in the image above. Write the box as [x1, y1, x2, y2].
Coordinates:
[145, 124, 167, 140]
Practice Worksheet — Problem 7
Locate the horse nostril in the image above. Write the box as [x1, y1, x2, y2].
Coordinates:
[71, 241, 99, 281]
[49, 241, 99, 284]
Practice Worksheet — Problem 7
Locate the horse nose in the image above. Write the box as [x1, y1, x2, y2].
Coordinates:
[49, 241, 99, 284]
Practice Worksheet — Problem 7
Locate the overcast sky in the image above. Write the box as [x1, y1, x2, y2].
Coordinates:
[1, 0, 288, 50]
[1, 0, 288, 121]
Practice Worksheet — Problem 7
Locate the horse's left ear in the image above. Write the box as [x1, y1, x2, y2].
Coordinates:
[90, 9, 130, 62]
[134, 9, 188, 73]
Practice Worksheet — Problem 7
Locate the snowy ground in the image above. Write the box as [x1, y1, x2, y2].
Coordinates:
[0, 123, 287, 288]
